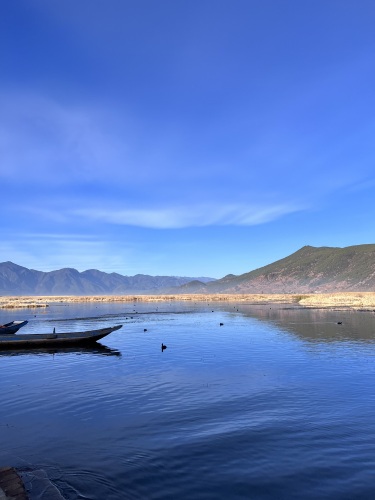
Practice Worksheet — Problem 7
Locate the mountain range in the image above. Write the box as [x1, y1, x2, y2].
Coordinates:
[1, 244, 375, 295]
[0, 261, 215, 295]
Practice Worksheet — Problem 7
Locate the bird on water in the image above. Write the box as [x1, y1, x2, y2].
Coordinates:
[161, 343, 167, 351]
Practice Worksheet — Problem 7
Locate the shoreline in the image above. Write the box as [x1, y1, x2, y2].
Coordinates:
[1, 292, 375, 310]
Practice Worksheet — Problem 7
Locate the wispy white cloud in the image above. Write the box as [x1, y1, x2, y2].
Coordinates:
[2, 85, 373, 203]
[71, 202, 304, 229]
[0, 233, 137, 273]
[0, 88, 213, 189]
[0, 90, 132, 185]
[20, 232, 97, 241]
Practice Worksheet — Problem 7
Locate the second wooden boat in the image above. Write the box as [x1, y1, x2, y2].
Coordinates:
[0, 320, 28, 335]
[0, 324, 122, 348]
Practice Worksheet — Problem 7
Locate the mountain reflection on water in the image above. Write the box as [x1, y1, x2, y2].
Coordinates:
[2, 302, 375, 499]
[236, 304, 375, 343]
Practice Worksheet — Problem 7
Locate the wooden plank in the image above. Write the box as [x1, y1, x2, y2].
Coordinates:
[0, 467, 27, 500]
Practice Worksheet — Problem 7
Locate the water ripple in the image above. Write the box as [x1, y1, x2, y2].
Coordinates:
[2, 303, 375, 498]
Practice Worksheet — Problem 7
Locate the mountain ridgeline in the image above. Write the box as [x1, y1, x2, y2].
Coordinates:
[181, 244, 375, 294]
[1, 244, 375, 295]
[0, 262, 215, 295]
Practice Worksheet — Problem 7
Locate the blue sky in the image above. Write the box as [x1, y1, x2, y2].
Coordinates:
[1, 0, 375, 278]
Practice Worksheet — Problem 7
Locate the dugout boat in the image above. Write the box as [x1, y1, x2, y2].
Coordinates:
[0, 320, 28, 335]
[0, 324, 122, 348]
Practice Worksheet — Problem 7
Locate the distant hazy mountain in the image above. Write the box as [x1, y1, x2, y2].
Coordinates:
[173, 245, 375, 293]
[3, 245, 375, 295]
[0, 261, 216, 295]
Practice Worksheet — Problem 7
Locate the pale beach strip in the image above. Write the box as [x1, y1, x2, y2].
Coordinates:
[2, 293, 375, 310]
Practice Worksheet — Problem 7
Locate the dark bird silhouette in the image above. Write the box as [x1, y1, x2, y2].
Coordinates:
[337, 322, 342, 325]
[220, 323, 224, 326]
[161, 343, 167, 351]
[144, 328, 148, 332]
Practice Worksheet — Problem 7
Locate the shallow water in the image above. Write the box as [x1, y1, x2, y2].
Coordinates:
[1, 302, 375, 499]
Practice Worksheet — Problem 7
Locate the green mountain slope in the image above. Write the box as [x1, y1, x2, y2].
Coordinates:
[180, 245, 375, 293]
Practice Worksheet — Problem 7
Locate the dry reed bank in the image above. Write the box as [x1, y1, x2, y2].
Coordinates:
[1, 293, 375, 310]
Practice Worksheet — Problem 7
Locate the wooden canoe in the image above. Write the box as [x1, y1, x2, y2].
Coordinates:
[0, 320, 28, 335]
[0, 324, 122, 348]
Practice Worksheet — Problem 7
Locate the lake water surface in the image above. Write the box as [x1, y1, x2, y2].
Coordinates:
[1, 301, 375, 499]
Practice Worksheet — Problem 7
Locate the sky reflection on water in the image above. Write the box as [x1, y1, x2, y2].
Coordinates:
[1, 302, 375, 499]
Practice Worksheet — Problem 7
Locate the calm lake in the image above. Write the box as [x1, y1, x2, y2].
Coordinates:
[1, 301, 375, 499]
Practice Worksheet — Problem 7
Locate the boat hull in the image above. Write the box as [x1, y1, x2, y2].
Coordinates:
[0, 325, 122, 348]
[0, 320, 28, 335]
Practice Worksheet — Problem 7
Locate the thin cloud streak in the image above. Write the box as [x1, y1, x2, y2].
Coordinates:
[2, 87, 373, 204]
[0, 237, 137, 273]
[71, 203, 304, 229]
[0, 90, 132, 185]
